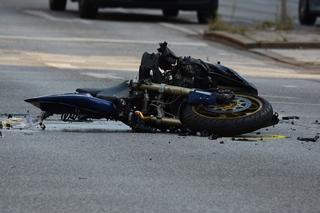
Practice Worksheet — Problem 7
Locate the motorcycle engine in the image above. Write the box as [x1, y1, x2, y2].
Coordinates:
[172, 57, 214, 89]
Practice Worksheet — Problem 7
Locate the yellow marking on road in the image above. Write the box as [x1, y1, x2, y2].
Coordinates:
[232, 134, 288, 141]
[0, 49, 140, 71]
[232, 65, 320, 80]
[1, 49, 319, 80]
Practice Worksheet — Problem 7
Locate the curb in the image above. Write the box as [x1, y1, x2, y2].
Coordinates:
[250, 49, 309, 67]
[204, 31, 320, 49]
[203, 31, 320, 68]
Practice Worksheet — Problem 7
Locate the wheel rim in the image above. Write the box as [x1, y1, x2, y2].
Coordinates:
[192, 95, 263, 120]
[79, 0, 83, 11]
[299, 0, 306, 18]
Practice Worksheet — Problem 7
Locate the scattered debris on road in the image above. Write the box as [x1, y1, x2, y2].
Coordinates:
[313, 120, 320, 125]
[297, 136, 319, 143]
[1, 116, 29, 129]
[78, 177, 88, 180]
[282, 116, 300, 120]
[1, 116, 22, 129]
[23, 132, 33, 136]
[232, 137, 255, 142]
[0, 113, 38, 130]
[209, 134, 219, 140]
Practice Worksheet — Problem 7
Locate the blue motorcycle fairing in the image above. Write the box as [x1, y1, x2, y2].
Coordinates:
[209, 63, 258, 95]
[25, 93, 116, 117]
[188, 90, 217, 105]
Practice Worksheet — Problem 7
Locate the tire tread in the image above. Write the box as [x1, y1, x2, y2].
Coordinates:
[180, 95, 274, 136]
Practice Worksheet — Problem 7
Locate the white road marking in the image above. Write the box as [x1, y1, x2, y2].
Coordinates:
[25, 10, 92, 24]
[261, 95, 299, 100]
[282, 85, 298, 88]
[45, 63, 78, 69]
[81, 72, 124, 79]
[271, 101, 320, 106]
[0, 34, 208, 47]
[159, 23, 199, 35]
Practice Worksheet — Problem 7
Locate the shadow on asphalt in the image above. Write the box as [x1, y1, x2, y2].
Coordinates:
[59, 9, 197, 24]
[97, 11, 195, 24]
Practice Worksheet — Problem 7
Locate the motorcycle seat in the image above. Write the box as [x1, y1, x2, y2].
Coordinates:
[76, 81, 129, 100]
[76, 88, 102, 96]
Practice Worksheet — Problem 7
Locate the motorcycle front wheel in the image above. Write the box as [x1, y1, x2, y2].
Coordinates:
[180, 94, 275, 136]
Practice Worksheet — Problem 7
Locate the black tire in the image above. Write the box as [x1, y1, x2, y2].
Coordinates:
[79, 0, 98, 19]
[180, 94, 275, 136]
[163, 9, 179, 17]
[49, 0, 67, 11]
[197, 10, 212, 24]
[299, 0, 317, 25]
[197, 0, 218, 24]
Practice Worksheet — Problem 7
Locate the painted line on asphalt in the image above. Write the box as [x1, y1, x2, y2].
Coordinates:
[45, 63, 79, 69]
[261, 95, 299, 100]
[159, 23, 199, 35]
[25, 10, 92, 24]
[282, 85, 298, 88]
[271, 101, 320, 106]
[81, 72, 124, 79]
[0, 35, 208, 47]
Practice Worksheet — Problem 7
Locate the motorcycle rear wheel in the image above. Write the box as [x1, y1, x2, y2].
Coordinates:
[180, 94, 274, 136]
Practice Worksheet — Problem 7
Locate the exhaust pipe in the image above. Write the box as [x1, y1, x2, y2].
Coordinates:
[135, 111, 182, 127]
[139, 83, 192, 96]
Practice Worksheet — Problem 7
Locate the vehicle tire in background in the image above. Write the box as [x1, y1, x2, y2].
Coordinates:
[163, 9, 179, 17]
[180, 94, 275, 136]
[197, 10, 212, 24]
[197, 0, 218, 24]
[79, 0, 98, 19]
[299, 0, 317, 25]
[49, 0, 67, 11]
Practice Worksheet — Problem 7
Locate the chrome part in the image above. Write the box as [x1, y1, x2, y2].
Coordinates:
[207, 96, 252, 114]
[139, 83, 193, 96]
[135, 111, 182, 127]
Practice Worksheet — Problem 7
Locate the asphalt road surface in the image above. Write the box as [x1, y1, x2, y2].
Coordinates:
[1, 1, 320, 213]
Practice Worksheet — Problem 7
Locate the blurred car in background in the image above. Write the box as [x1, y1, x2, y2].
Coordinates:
[299, 0, 320, 25]
[49, 0, 219, 24]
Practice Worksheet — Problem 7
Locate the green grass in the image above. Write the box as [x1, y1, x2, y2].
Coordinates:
[208, 17, 294, 36]
[208, 17, 248, 35]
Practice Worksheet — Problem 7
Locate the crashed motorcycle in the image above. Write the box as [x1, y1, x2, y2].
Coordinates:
[25, 42, 278, 136]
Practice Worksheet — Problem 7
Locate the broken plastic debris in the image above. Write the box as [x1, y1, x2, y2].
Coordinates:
[232, 137, 253, 142]
[313, 120, 320, 125]
[1, 117, 24, 129]
[1, 115, 38, 130]
[282, 116, 300, 120]
[297, 136, 319, 142]
[209, 134, 219, 140]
